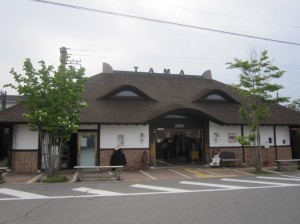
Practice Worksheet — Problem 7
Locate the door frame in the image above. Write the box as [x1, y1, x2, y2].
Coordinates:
[77, 132, 98, 166]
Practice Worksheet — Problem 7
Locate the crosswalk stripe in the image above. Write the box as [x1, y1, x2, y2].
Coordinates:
[131, 184, 190, 192]
[72, 187, 124, 196]
[180, 181, 247, 189]
[0, 188, 48, 199]
[222, 178, 297, 186]
[257, 176, 300, 181]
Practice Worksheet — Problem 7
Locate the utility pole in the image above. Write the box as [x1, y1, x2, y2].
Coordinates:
[59, 47, 81, 68]
[0, 90, 7, 111]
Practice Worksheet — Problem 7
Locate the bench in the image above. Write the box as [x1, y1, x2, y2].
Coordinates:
[0, 167, 9, 183]
[220, 152, 238, 167]
[74, 166, 123, 181]
[275, 159, 300, 171]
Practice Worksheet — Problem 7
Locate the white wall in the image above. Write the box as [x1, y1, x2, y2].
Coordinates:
[100, 125, 149, 148]
[276, 126, 290, 146]
[209, 121, 290, 147]
[209, 121, 241, 147]
[13, 124, 39, 150]
[260, 126, 274, 147]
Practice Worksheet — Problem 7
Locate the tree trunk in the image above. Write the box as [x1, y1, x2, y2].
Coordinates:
[39, 130, 63, 177]
[255, 128, 262, 172]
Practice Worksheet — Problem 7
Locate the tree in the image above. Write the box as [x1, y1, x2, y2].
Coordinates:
[227, 50, 289, 172]
[5, 54, 87, 176]
[286, 99, 300, 112]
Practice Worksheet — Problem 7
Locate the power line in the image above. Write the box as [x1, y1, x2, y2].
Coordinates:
[139, 0, 300, 29]
[70, 53, 226, 65]
[68, 48, 300, 69]
[70, 48, 225, 63]
[31, 0, 300, 46]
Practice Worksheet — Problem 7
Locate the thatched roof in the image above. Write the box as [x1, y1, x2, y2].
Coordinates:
[1, 68, 300, 126]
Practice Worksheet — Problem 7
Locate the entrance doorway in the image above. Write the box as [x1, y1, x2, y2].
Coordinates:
[0, 127, 9, 166]
[77, 132, 97, 166]
[155, 129, 203, 166]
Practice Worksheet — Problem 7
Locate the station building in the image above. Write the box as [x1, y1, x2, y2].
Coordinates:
[0, 63, 300, 172]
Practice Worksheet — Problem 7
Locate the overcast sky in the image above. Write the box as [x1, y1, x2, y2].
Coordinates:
[1, 0, 300, 101]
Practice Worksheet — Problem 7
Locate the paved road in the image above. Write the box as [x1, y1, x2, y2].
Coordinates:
[1, 173, 300, 224]
[0, 175, 300, 200]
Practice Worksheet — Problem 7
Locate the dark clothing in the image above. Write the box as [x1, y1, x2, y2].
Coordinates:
[110, 149, 127, 166]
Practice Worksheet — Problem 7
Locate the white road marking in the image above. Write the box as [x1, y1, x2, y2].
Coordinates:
[1, 176, 300, 201]
[222, 178, 298, 186]
[257, 176, 300, 181]
[262, 169, 300, 178]
[131, 184, 190, 192]
[139, 170, 156, 180]
[27, 174, 44, 184]
[180, 181, 247, 189]
[0, 188, 48, 199]
[1, 182, 299, 201]
[72, 187, 124, 196]
[169, 169, 193, 179]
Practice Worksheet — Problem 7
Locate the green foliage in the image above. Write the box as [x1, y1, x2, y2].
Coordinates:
[227, 50, 289, 104]
[43, 174, 68, 183]
[227, 50, 288, 130]
[5, 54, 87, 175]
[227, 49, 288, 172]
[237, 135, 255, 146]
[5, 54, 87, 140]
[286, 99, 300, 112]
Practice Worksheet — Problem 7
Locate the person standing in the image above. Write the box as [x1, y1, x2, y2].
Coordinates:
[110, 146, 126, 165]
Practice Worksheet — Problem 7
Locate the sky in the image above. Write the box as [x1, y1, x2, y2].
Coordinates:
[1, 0, 300, 102]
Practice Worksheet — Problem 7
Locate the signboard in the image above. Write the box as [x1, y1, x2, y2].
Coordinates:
[175, 124, 184, 128]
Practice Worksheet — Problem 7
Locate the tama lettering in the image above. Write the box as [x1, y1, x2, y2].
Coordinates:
[134, 67, 185, 75]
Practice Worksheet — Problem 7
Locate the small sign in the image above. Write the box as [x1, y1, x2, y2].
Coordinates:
[175, 124, 184, 128]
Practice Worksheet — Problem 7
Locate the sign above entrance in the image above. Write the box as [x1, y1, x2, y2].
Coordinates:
[175, 124, 184, 128]
[134, 67, 185, 75]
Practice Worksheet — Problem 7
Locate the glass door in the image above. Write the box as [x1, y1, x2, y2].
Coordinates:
[77, 132, 97, 166]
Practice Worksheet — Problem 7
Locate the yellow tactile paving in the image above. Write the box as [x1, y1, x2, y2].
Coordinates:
[184, 168, 237, 178]
[184, 168, 217, 178]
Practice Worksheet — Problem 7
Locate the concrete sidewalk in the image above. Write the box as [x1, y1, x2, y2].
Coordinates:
[1, 165, 290, 184]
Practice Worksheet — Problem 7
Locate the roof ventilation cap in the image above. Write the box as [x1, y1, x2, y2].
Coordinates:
[202, 70, 212, 79]
[103, 62, 113, 74]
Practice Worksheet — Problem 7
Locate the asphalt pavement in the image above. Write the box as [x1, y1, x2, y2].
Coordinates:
[1, 165, 299, 184]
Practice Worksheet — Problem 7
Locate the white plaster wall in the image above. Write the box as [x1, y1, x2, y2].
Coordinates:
[276, 126, 290, 146]
[100, 125, 149, 148]
[13, 124, 39, 150]
[241, 125, 290, 146]
[210, 122, 290, 147]
[209, 121, 241, 147]
[259, 126, 274, 147]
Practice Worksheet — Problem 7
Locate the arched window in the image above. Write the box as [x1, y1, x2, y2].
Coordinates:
[164, 115, 187, 119]
[193, 90, 240, 104]
[204, 94, 227, 101]
[114, 90, 140, 97]
[100, 85, 156, 101]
